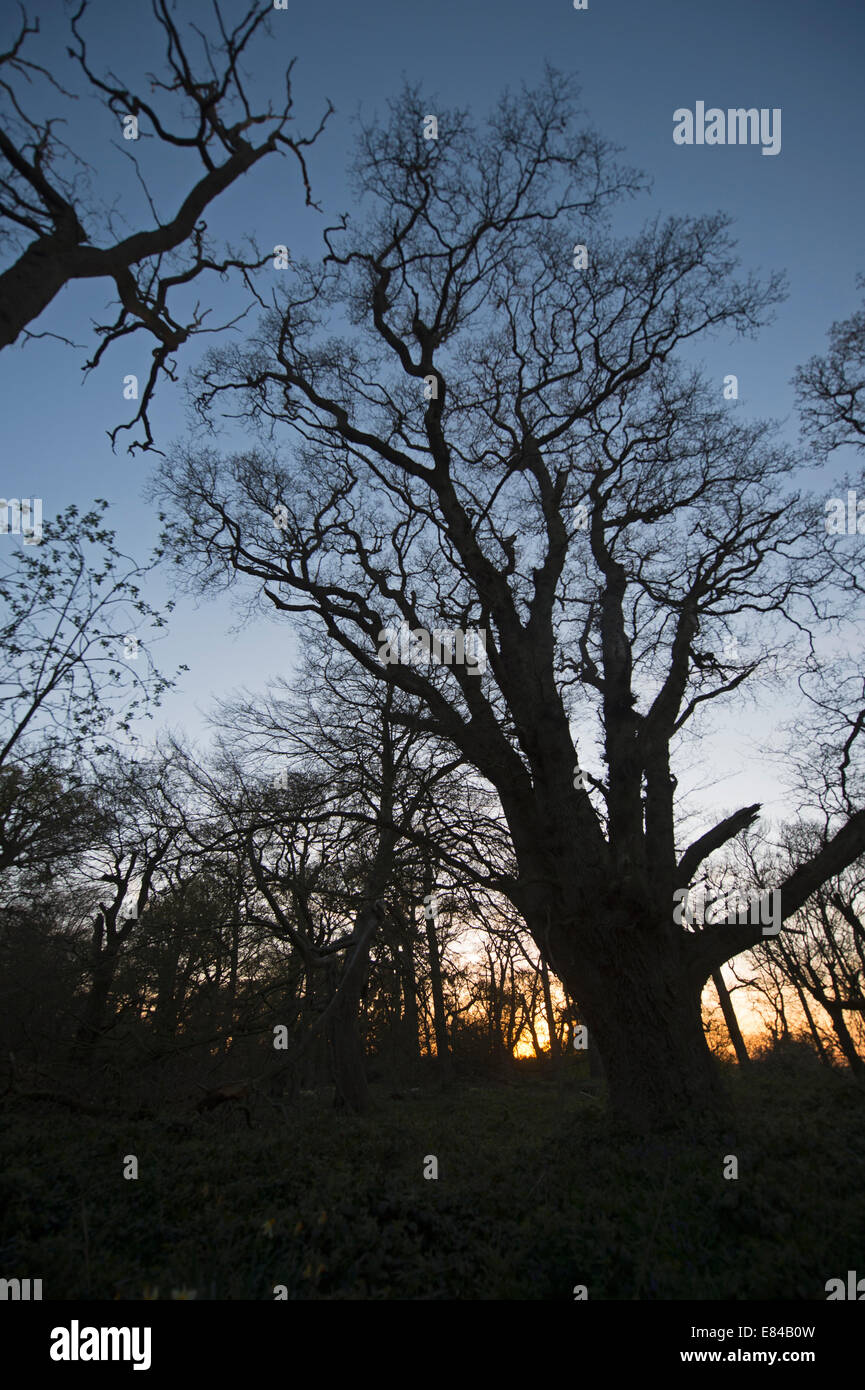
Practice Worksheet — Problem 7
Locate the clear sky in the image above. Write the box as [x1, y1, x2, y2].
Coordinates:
[3, 0, 864, 824]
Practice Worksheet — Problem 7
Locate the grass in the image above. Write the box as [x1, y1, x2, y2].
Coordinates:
[1, 1053, 863, 1299]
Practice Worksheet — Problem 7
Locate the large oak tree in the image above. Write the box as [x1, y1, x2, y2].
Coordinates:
[158, 74, 865, 1127]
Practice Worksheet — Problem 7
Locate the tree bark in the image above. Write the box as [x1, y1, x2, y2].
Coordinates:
[535, 904, 725, 1130]
[584, 965, 722, 1129]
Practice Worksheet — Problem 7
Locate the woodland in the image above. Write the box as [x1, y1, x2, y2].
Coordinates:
[1, 1, 864, 1300]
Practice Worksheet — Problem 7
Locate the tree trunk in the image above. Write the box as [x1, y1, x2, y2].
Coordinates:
[400, 939, 421, 1065]
[588, 979, 721, 1128]
[505, 960, 518, 1057]
[545, 919, 724, 1130]
[540, 955, 560, 1061]
[224, 913, 240, 1050]
[791, 978, 831, 1066]
[76, 955, 118, 1045]
[711, 969, 750, 1067]
[75, 914, 120, 1047]
[153, 936, 183, 1041]
[328, 910, 375, 1113]
[524, 1005, 544, 1057]
[329, 979, 369, 1113]
[425, 909, 452, 1077]
[303, 966, 329, 1087]
[824, 1003, 865, 1077]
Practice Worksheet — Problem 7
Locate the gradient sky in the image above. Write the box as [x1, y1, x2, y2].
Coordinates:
[2, 0, 864, 826]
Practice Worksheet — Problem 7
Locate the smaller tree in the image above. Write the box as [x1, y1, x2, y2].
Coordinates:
[0, 499, 179, 768]
[72, 752, 182, 1048]
[751, 826, 865, 1076]
[794, 274, 865, 454]
[0, 755, 100, 890]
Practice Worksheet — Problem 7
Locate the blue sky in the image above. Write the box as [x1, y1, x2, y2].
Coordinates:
[2, 0, 864, 818]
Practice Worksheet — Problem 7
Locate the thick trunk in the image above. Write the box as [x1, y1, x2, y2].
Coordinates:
[587, 1030, 605, 1080]
[541, 917, 724, 1130]
[585, 973, 721, 1129]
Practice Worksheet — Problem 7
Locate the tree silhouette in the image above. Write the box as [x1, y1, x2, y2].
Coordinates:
[794, 273, 865, 455]
[0, 0, 330, 449]
[158, 74, 865, 1128]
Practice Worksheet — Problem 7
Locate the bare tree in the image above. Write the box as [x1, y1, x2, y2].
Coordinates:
[158, 74, 865, 1128]
[0, 0, 329, 448]
[209, 643, 470, 1110]
[745, 824, 865, 1076]
[73, 752, 182, 1046]
[794, 273, 865, 455]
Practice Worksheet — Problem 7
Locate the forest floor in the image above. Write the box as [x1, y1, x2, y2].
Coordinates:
[2, 1049, 863, 1300]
